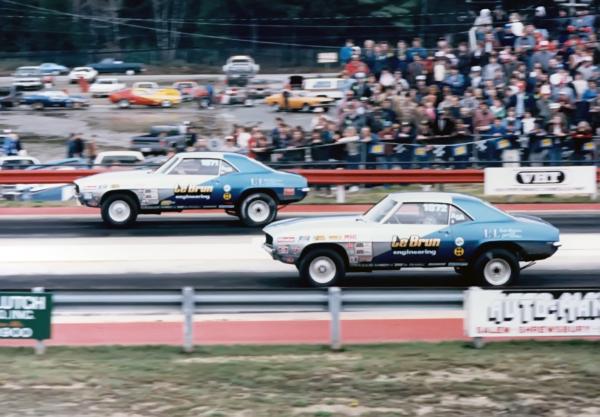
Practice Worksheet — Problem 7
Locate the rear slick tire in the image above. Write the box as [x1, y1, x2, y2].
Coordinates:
[472, 248, 519, 287]
[239, 193, 277, 227]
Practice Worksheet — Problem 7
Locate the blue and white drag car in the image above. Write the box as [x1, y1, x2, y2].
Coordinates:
[264, 192, 560, 287]
[74, 152, 308, 227]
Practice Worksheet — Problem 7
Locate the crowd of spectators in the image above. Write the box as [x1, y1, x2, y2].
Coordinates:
[227, 6, 599, 168]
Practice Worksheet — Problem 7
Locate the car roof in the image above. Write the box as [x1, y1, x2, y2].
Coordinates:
[388, 192, 481, 204]
[172, 151, 227, 159]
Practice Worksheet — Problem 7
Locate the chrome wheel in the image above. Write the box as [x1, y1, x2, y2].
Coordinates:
[483, 258, 512, 286]
[108, 200, 131, 223]
[161, 100, 172, 108]
[247, 200, 270, 223]
[309, 256, 337, 284]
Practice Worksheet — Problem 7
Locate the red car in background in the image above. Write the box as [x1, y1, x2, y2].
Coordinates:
[109, 87, 182, 108]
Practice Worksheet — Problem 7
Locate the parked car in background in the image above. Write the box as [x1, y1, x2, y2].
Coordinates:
[93, 151, 145, 167]
[87, 58, 145, 75]
[246, 79, 276, 99]
[223, 55, 259, 86]
[68, 67, 98, 84]
[130, 125, 191, 155]
[302, 77, 351, 101]
[0, 156, 41, 170]
[264, 91, 333, 112]
[132, 81, 159, 89]
[0, 85, 20, 109]
[172, 81, 209, 103]
[219, 87, 253, 106]
[74, 152, 308, 227]
[21, 91, 89, 110]
[89, 78, 126, 97]
[26, 157, 88, 170]
[39, 62, 69, 75]
[109, 87, 182, 108]
[12, 66, 47, 91]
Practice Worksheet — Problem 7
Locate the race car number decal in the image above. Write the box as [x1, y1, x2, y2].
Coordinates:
[423, 203, 447, 213]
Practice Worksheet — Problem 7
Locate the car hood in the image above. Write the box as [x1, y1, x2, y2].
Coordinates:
[264, 215, 364, 235]
[74, 170, 151, 187]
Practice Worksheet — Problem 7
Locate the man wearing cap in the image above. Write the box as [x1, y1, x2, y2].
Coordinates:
[531, 41, 555, 72]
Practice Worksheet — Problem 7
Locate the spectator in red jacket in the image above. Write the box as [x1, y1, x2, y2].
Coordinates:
[344, 55, 370, 77]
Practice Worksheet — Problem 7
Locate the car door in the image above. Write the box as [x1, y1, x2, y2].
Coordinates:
[156, 157, 224, 208]
[372, 202, 455, 266]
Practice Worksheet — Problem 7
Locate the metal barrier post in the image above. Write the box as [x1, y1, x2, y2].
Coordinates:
[328, 287, 342, 351]
[336, 185, 346, 203]
[182, 287, 195, 353]
[32, 287, 46, 355]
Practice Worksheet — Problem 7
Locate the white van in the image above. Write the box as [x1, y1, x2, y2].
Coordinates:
[302, 78, 352, 100]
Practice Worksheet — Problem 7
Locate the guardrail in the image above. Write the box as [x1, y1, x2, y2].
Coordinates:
[38, 287, 464, 352]
[2, 167, 600, 185]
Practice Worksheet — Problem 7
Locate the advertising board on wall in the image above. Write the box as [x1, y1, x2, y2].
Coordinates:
[0, 292, 52, 340]
[484, 166, 597, 196]
[465, 287, 600, 338]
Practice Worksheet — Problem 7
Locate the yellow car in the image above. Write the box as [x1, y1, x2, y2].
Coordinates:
[264, 91, 334, 112]
[110, 87, 182, 108]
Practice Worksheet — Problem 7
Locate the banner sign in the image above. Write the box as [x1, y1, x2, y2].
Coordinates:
[484, 166, 597, 196]
[465, 287, 600, 338]
[0, 292, 52, 340]
[317, 52, 338, 63]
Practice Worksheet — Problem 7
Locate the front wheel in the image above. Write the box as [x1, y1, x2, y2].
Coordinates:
[101, 193, 138, 227]
[472, 248, 519, 287]
[301, 103, 311, 112]
[117, 99, 130, 109]
[238, 192, 277, 227]
[160, 100, 172, 108]
[125, 69, 136, 76]
[299, 248, 345, 287]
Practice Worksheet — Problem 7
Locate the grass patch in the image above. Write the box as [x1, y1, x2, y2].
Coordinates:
[0, 341, 598, 416]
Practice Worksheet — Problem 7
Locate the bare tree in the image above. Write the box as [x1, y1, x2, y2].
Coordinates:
[151, 0, 187, 61]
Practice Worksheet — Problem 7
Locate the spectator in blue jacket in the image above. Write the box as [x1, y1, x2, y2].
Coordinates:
[339, 39, 354, 65]
[444, 67, 466, 95]
[406, 37, 427, 63]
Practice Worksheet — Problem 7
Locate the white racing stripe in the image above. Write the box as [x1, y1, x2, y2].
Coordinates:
[0, 234, 598, 276]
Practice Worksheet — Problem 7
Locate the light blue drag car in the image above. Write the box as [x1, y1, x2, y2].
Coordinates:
[74, 152, 309, 227]
[264, 192, 560, 287]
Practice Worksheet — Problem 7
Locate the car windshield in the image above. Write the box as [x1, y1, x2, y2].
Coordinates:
[362, 196, 398, 223]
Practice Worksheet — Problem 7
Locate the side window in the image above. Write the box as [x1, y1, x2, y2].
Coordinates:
[169, 158, 220, 175]
[219, 161, 236, 176]
[386, 203, 449, 225]
[449, 205, 472, 225]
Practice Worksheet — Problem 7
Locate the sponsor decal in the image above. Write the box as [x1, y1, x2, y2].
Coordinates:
[391, 235, 441, 249]
[455, 237, 464, 247]
[344, 234, 357, 240]
[349, 256, 358, 264]
[160, 200, 174, 206]
[328, 235, 342, 240]
[483, 228, 522, 239]
[423, 203, 448, 213]
[175, 185, 213, 195]
[454, 247, 465, 256]
[223, 192, 232, 200]
[277, 236, 296, 243]
[277, 246, 289, 254]
[516, 171, 564, 185]
[282, 256, 295, 263]
[314, 235, 326, 241]
[223, 184, 231, 192]
[283, 188, 295, 196]
[290, 246, 301, 255]
[298, 236, 310, 242]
